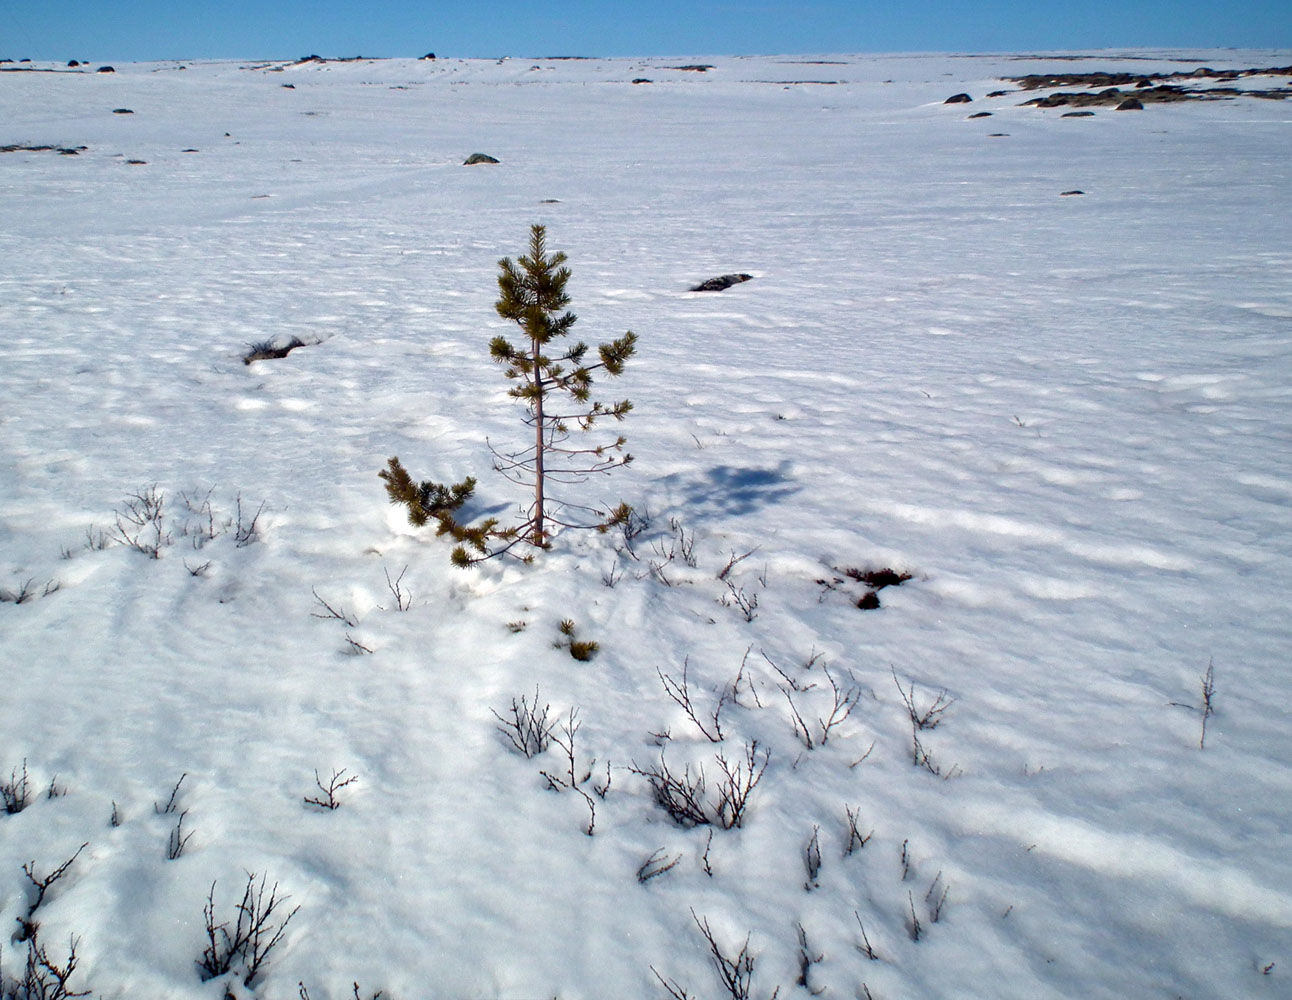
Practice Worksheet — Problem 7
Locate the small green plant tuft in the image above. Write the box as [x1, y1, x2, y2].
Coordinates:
[570, 639, 600, 662]
[554, 619, 599, 661]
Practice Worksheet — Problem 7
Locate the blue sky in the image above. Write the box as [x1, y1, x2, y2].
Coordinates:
[4, 1, 1290, 62]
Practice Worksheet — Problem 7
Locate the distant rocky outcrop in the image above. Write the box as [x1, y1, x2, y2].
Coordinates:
[690, 273, 753, 292]
[463, 153, 499, 165]
[1010, 65, 1292, 109]
[944, 93, 972, 104]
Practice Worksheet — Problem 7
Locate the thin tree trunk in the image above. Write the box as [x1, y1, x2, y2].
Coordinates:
[532, 339, 545, 546]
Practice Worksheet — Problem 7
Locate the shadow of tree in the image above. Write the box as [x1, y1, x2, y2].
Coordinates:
[664, 462, 801, 518]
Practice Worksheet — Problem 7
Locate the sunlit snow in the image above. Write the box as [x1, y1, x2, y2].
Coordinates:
[2, 50, 1290, 999]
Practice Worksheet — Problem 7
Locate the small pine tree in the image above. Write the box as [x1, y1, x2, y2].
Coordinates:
[380, 225, 636, 565]
[488, 224, 636, 550]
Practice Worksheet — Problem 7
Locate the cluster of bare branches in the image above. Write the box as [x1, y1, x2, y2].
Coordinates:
[113, 484, 170, 558]
[2, 760, 30, 815]
[538, 708, 608, 835]
[382, 566, 412, 611]
[0, 579, 60, 605]
[775, 662, 861, 750]
[636, 848, 683, 884]
[657, 657, 734, 743]
[305, 768, 358, 811]
[893, 670, 956, 774]
[197, 873, 300, 987]
[631, 740, 769, 830]
[16, 844, 88, 943]
[97, 485, 264, 560]
[652, 909, 779, 1000]
[492, 688, 556, 758]
[0, 935, 91, 1000]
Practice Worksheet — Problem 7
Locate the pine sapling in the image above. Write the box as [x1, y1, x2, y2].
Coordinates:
[488, 224, 637, 553]
[379, 225, 636, 565]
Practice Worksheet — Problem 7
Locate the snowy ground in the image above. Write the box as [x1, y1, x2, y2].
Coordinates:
[2, 49, 1291, 999]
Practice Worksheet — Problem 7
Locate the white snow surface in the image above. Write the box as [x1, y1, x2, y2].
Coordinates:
[2, 50, 1291, 999]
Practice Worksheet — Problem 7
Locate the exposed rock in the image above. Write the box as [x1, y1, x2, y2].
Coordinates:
[968, 111, 992, 118]
[463, 152, 500, 165]
[1060, 190, 1084, 196]
[1008, 65, 1292, 107]
[97, 65, 114, 73]
[67, 60, 79, 67]
[281, 83, 295, 89]
[1116, 97, 1144, 111]
[112, 108, 133, 114]
[243, 337, 307, 364]
[945, 92, 972, 104]
[1062, 110, 1096, 117]
[690, 273, 753, 292]
[987, 90, 1011, 97]
[420, 52, 436, 60]
[668, 64, 714, 72]
[1, 143, 87, 155]
[125, 159, 147, 165]
[632, 78, 653, 84]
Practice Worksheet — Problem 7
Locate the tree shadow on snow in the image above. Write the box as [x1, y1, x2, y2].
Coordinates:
[662, 462, 800, 519]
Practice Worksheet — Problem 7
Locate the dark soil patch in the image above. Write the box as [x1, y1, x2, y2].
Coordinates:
[817, 566, 913, 610]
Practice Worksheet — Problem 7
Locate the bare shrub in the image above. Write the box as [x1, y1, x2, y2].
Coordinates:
[3, 760, 31, 815]
[166, 811, 195, 860]
[304, 769, 358, 810]
[18, 844, 88, 942]
[492, 689, 556, 758]
[1199, 659, 1216, 749]
[197, 873, 300, 987]
[1, 934, 92, 999]
[657, 657, 729, 743]
[632, 741, 769, 830]
[113, 484, 170, 558]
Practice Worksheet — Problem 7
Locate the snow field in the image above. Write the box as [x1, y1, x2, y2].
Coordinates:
[1, 50, 1291, 998]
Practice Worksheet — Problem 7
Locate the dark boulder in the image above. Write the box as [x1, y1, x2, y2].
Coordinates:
[690, 273, 753, 292]
[463, 152, 500, 165]
[97, 65, 114, 73]
[420, 52, 436, 60]
[968, 111, 992, 118]
[945, 92, 972, 104]
[1116, 97, 1144, 110]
